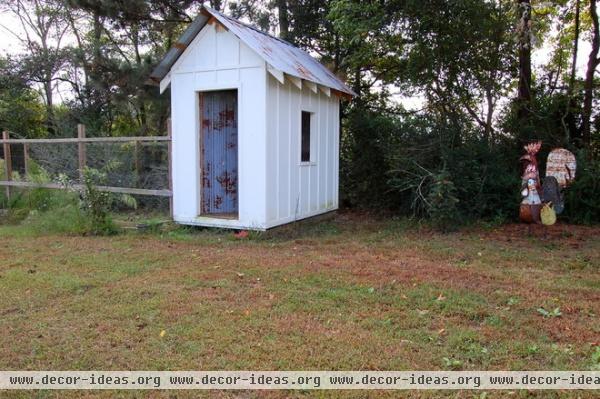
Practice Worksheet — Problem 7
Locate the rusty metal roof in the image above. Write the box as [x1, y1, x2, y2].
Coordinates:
[148, 12, 209, 85]
[149, 6, 356, 97]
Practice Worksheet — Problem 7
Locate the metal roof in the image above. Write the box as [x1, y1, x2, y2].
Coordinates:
[149, 6, 356, 97]
[148, 12, 209, 85]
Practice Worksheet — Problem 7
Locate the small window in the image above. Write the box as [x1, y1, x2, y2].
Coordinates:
[301, 111, 311, 163]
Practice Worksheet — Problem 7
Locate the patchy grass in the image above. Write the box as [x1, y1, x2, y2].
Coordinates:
[0, 212, 599, 398]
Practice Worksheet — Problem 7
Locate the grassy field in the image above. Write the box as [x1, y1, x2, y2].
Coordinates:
[0, 212, 599, 398]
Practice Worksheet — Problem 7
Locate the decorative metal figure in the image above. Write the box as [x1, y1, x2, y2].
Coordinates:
[519, 142, 577, 237]
[519, 141, 543, 225]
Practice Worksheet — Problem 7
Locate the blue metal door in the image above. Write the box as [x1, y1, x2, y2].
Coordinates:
[200, 90, 238, 216]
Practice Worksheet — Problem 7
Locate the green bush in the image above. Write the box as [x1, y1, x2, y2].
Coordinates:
[562, 154, 600, 224]
[1, 159, 58, 211]
[0, 186, 88, 235]
[0, 160, 138, 235]
[79, 167, 118, 235]
[340, 107, 401, 209]
[78, 164, 137, 235]
[342, 107, 524, 228]
[427, 169, 460, 232]
[442, 139, 520, 222]
[385, 123, 520, 224]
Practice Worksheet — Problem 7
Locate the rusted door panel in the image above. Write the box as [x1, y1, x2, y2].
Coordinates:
[200, 90, 238, 215]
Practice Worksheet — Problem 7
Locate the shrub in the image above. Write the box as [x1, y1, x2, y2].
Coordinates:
[78, 168, 116, 234]
[427, 169, 460, 232]
[442, 139, 520, 222]
[1, 159, 81, 225]
[340, 108, 400, 209]
[341, 106, 531, 228]
[0, 160, 138, 235]
[1, 184, 87, 235]
[77, 163, 137, 235]
[386, 126, 520, 224]
[562, 153, 600, 224]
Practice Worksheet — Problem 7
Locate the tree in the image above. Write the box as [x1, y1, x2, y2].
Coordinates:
[208, 0, 223, 11]
[0, 56, 46, 137]
[568, 0, 581, 96]
[1, 0, 71, 134]
[516, 0, 533, 122]
[276, 0, 289, 40]
[582, 0, 599, 146]
[62, 0, 196, 134]
[566, 0, 581, 143]
[331, 0, 517, 138]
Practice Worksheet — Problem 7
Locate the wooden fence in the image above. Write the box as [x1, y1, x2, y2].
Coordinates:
[0, 123, 173, 215]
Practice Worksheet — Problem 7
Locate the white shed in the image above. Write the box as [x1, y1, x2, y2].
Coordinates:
[150, 6, 355, 230]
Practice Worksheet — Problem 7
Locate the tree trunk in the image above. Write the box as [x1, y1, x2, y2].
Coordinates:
[485, 87, 495, 143]
[131, 23, 147, 133]
[40, 31, 54, 135]
[565, 0, 581, 143]
[516, 0, 533, 121]
[353, 67, 361, 99]
[44, 78, 54, 135]
[66, 8, 89, 105]
[333, 33, 341, 73]
[278, 0, 290, 41]
[569, 0, 581, 94]
[582, 0, 599, 146]
[92, 14, 103, 70]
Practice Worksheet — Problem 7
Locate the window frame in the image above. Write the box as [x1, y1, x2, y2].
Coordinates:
[299, 110, 316, 166]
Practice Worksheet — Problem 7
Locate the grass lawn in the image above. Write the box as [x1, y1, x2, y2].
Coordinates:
[0, 212, 599, 398]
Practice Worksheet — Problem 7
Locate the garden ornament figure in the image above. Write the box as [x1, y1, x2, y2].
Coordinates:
[519, 142, 577, 232]
[545, 148, 577, 215]
[519, 141, 543, 224]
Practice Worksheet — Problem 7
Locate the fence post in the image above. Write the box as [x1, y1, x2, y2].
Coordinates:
[167, 118, 173, 218]
[77, 124, 86, 181]
[23, 143, 30, 177]
[134, 140, 141, 183]
[2, 131, 12, 201]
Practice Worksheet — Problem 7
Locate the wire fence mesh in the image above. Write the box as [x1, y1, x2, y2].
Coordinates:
[1, 130, 171, 211]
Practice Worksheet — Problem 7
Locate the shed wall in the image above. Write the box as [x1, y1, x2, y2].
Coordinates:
[170, 23, 268, 229]
[265, 74, 340, 227]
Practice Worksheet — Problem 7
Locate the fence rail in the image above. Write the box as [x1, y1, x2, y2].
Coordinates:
[0, 136, 171, 144]
[0, 181, 172, 197]
[0, 123, 173, 215]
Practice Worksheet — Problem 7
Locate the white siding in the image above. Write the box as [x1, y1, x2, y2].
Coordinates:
[170, 23, 268, 229]
[265, 74, 340, 228]
[168, 21, 341, 230]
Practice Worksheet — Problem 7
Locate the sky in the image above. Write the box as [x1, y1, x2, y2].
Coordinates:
[0, 7, 593, 111]
[0, 11, 28, 54]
